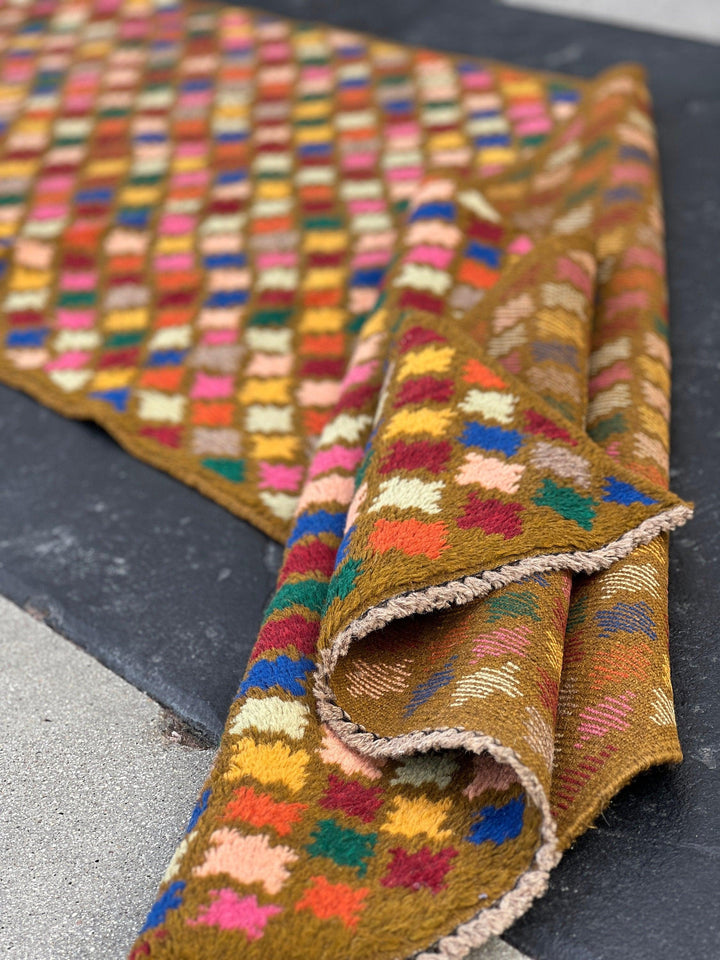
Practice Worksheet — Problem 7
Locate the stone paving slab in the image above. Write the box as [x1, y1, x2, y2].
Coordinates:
[502, 0, 720, 42]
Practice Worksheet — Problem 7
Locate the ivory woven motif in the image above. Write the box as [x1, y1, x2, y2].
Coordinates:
[0, 1, 693, 957]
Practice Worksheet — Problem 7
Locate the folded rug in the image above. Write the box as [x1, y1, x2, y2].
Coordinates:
[0, 2, 693, 957]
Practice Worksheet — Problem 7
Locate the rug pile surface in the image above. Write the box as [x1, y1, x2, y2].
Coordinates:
[0, 1, 693, 957]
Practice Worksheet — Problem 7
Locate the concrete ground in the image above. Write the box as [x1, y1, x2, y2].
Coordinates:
[0, 596, 528, 960]
[502, 0, 720, 42]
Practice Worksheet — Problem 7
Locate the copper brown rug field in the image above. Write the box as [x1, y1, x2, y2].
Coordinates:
[0, 1, 693, 957]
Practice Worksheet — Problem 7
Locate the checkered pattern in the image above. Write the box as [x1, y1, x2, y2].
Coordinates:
[0, 6, 692, 960]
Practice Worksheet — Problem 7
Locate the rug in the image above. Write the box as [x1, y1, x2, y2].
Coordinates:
[0, 2, 693, 957]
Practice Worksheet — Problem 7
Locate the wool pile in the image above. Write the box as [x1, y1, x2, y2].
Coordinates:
[0, 1, 693, 957]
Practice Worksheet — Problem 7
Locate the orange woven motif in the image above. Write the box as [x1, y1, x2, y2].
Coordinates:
[0, 2, 693, 958]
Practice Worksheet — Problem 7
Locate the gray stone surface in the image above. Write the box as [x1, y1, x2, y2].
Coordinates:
[0, 596, 213, 960]
[0, 595, 528, 960]
[0, 404, 283, 742]
[503, 0, 720, 43]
